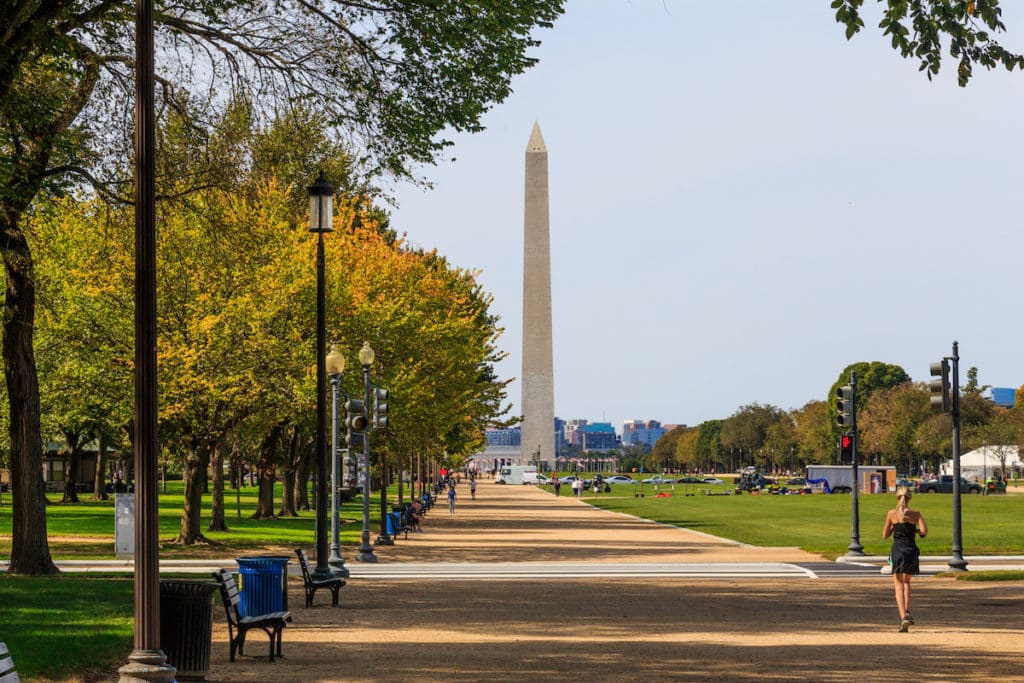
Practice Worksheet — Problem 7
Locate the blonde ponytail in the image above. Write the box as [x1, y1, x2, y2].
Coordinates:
[895, 486, 912, 522]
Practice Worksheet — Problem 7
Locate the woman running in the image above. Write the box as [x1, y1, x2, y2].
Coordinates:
[883, 485, 927, 632]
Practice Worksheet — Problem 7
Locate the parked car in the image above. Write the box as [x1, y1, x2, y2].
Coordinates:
[702, 477, 725, 485]
[557, 475, 580, 485]
[642, 476, 674, 484]
[604, 475, 636, 485]
[676, 476, 703, 484]
[786, 477, 806, 486]
[895, 477, 918, 491]
[919, 475, 981, 494]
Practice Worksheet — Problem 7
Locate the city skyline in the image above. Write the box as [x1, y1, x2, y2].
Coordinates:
[390, 1, 1024, 430]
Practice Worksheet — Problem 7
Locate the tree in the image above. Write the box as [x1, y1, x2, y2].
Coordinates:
[828, 361, 910, 445]
[720, 403, 788, 470]
[980, 407, 1021, 477]
[2, 0, 564, 573]
[793, 400, 834, 467]
[963, 366, 991, 394]
[833, 0, 1024, 86]
[857, 382, 930, 471]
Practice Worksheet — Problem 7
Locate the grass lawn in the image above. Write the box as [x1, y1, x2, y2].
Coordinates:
[548, 479, 1024, 557]
[0, 480, 425, 559]
[0, 574, 133, 680]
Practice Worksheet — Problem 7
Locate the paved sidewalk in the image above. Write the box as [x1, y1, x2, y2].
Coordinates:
[156, 480, 1023, 683]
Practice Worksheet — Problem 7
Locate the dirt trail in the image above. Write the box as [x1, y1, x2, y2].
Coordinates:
[177, 481, 1024, 682]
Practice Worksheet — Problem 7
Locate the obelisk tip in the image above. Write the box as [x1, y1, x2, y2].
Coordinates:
[527, 121, 546, 153]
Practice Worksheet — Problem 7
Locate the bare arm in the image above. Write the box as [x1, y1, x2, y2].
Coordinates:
[916, 514, 927, 538]
[882, 510, 893, 540]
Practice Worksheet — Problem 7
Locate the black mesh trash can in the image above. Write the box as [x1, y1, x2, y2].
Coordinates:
[160, 580, 217, 680]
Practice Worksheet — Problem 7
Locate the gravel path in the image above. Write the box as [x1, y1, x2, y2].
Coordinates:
[192, 480, 1024, 682]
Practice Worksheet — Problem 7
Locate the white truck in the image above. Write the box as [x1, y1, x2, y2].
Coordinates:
[495, 465, 538, 485]
[806, 465, 895, 494]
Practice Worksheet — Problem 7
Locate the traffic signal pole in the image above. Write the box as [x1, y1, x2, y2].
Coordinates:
[949, 341, 967, 571]
[846, 372, 863, 556]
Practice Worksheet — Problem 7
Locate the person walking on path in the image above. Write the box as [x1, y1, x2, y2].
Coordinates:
[883, 485, 927, 632]
[553, 478, 561, 496]
[448, 484, 457, 515]
[572, 477, 581, 497]
[470, 478, 477, 500]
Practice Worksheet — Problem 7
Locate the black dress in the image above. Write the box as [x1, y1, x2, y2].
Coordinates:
[890, 521, 920, 575]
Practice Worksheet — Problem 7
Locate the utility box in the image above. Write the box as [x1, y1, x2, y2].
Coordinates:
[115, 493, 135, 558]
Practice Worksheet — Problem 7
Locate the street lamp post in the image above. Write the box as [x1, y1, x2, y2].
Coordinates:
[326, 344, 349, 578]
[356, 342, 378, 562]
[118, 2, 175, 681]
[308, 173, 335, 580]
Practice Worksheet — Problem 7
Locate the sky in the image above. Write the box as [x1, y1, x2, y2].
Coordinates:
[388, 1, 1024, 432]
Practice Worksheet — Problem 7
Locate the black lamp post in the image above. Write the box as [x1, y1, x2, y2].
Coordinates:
[308, 173, 334, 580]
[326, 343, 350, 577]
[356, 341, 378, 562]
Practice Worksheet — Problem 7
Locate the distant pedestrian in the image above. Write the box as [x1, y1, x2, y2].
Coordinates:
[553, 479, 561, 496]
[470, 478, 477, 500]
[572, 478, 581, 497]
[884, 486, 927, 632]
[448, 485, 457, 514]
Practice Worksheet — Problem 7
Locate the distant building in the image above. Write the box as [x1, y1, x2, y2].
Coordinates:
[579, 422, 618, 452]
[480, 418, 564, 469]
[991, 387, 1016, 408]
[622, 420, 667, 449]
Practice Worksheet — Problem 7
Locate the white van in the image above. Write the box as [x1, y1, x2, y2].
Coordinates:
[496, 465, 538, 485]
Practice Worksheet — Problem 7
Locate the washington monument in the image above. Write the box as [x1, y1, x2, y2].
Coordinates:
[521, 122, 555, 469]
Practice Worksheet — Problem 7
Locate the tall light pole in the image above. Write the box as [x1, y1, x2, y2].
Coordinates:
[308, 173, 334, 580]
[326, 344, 349, 577]
[118, 1, 174, 680]
[356, 341, 378, 562]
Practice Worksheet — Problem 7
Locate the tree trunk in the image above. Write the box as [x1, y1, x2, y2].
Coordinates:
[3, 218, 58, 575]
[208, 441, 228, 532]
[294, 432, 311, 511]
[253, 424, 281, 520]
[278, 424, 300, 517]
[91, 433, 108, 501]
[176, 441, 212, 544]
[60, 430, 83, 504]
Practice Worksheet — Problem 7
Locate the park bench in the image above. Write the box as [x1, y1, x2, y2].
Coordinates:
[294, 548, 345, 607]
[0, 642, 21, 683]
[212, 569, 291, 662]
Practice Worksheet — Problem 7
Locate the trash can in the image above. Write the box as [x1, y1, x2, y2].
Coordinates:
[386, 511, 402, 536]
[160, 580, 217, 680]
[235, 556, 290, 617]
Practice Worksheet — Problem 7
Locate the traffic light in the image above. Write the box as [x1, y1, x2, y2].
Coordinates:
[840, 433, 854, 463]
[836, 385, 854, 427]
[345, 398, 367, 431]
[344, 398, 367, 448]
[930, 360, 951, 412]
[372, 387, 389, 430]
[341, 450, 357, 485]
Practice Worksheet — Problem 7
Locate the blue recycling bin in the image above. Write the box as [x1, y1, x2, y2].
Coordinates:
[235, 556, 290, 617]
[386, 511, 402, 536]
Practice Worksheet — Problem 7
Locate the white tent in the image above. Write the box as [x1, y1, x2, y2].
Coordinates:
[942, 445, 1020, 480]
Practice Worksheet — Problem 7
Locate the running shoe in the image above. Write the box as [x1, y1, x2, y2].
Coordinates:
[899, 618, 911, 633]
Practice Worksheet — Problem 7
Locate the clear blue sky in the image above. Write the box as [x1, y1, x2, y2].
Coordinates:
[389, 1, 1024, 431]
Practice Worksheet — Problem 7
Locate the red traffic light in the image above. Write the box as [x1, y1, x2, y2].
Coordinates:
[840, 433, 854, 463]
